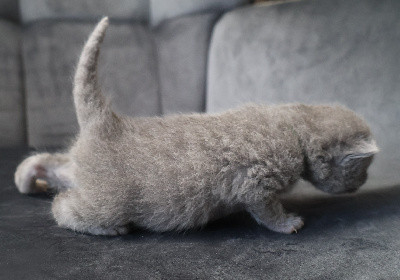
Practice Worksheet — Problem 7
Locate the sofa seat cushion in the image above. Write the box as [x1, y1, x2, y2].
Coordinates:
[2, 148, 400, 279]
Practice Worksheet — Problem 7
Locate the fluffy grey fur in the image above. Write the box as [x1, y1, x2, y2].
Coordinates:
[15, 18, 378, 236]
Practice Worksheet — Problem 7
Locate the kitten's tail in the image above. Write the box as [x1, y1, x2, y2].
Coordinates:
[73, 17, 110, 129]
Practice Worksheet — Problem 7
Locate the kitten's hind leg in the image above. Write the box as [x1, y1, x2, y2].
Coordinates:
[247, 194, 304, 234]
[52, 190, 130, 236]
[15, 153, 74, 194]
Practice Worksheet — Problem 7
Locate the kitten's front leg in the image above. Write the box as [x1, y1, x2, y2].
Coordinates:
[247, 194, 304, 234]
[15, 153, 74, 194]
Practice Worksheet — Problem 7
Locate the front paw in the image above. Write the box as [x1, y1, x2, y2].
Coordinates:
[273, 215, 304, 234]
[14, 155, 48, 194]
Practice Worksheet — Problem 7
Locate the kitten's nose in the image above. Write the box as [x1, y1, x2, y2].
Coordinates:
[332, 185, 358, 195]
[346, 187, 358, 193]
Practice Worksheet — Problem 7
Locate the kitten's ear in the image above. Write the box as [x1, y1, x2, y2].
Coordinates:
[340, 139, 379, 165]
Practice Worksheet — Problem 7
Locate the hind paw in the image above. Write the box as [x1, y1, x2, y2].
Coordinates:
[14, 155, 49, 194]
[86, 225, 130, 236]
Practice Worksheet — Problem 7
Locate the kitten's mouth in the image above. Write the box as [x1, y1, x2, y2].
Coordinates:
[334, 186, 359, 195]
[345, 187, 359, 194]
[326, 185, 358, 195]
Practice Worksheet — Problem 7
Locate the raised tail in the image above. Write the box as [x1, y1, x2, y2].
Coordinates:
[73, 17, 110, 129]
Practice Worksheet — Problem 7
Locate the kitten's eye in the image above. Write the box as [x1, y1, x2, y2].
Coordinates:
[317, 152, 332, 163]
[340, 154, 353, 165]
[317, 156, 326, 163]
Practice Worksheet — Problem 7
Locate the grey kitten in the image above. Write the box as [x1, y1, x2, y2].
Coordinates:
[14, 17, 378, 236]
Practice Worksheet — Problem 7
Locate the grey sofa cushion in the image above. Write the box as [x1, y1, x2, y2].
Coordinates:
[150, 0, 249, 26]
[207, 0, 400, 187]
[20, 0, 149, 23]
[155, 12, 219, 114]
[23, 20, 159, 147]
[0, 20, 24, 146]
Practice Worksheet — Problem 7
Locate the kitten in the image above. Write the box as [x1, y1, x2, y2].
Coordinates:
[15, 17, 378, 236]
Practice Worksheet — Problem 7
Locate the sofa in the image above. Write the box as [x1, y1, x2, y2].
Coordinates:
[1, 0, 400, 279]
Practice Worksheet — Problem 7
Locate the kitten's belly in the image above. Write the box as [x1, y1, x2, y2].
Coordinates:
[131, 170, 248, 232]
[133, 200, 244, 232]
[207, 203, 245, 222]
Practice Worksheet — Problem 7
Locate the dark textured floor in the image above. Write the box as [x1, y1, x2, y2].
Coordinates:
[1, 148, 400, 279]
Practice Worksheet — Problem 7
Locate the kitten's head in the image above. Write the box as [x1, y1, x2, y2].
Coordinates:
[300, 106, 379, 194]
[302, 138, 378, 194]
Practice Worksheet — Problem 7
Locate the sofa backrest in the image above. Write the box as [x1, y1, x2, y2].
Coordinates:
[0, 0, 23, 146]
[19, 0, 149, 23]
[150, 0, 248, 26]
[0, 20, 23, 146]
[23, 13, 220, 147]
[2, 0, 248, 147]
[207, 0, 400, 187]
[0, 0, 19, 22]
[19, 0, 248, 26]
